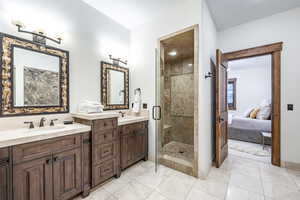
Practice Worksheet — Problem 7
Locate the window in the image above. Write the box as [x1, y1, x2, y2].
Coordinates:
[227, 78, 236, 110]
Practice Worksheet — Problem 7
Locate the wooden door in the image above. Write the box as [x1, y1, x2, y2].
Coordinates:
[0, 162, 10, 200]
[120, 133, 136, 169]
[13, 157, 53, 200]
[215, 49, 229, 168]
[53, 148, 82, 200]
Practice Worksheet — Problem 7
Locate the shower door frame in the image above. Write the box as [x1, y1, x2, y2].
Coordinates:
[155, 25, 199, 177]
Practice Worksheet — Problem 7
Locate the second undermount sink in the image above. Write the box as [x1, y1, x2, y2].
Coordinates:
[118, 115, 148, 125]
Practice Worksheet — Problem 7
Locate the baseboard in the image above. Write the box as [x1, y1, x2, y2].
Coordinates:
[281, 161, 300, 171]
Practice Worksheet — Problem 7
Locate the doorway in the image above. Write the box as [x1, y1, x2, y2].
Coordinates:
[154, 25, 199, 177]
[215, 43, 282, 167]
[227, 55, 272, 164]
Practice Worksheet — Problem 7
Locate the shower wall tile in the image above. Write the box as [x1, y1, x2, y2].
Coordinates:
[163, 57, 194, 145]
[171, 74, 194, 116]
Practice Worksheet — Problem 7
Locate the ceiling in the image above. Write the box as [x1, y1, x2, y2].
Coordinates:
[161, 30, 194, 63]
[206, 0, 300, 30]
[81, 0, 183, 30]
[82, 0, 300, 30]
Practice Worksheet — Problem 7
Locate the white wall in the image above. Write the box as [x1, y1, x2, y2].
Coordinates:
[200, 1, 218, 176]
[218, 7, 300, 164]
[130, 0, 217, 177]
[0, 0, 130, 129]
[228, 55, 272, 116]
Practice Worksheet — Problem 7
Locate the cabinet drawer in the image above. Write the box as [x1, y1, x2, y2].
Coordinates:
[93, 129, 118, 144]
[0, 148, 9, 161]
[93, 118, 117, 131]
[93, 141, 119, 165]
[93, 159, 118, 186]
[12, 135, 81, 164]
[123, 122, 146, 135]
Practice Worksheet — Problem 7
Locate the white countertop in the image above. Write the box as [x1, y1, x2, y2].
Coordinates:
[0, 123, 91, 148]
[118, 115, 149, 126]
[71, 112, 120, 120]
[72, 111, 149, 126]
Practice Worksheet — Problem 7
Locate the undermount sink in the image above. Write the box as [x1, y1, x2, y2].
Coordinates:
[25, 125, 66, 133]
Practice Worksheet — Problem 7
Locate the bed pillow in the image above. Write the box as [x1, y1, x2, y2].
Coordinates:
[243, 107, 254, 118]
[250, 108, 260, 119]
[257, 105, 271, 120]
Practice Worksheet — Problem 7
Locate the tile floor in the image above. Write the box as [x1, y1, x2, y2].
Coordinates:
[75, 154, 300, 200]
[229, 139, 271, 163]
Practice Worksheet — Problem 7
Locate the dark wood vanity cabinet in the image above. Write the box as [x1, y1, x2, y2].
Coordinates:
[0, 148, 11, 200]
[120, 121, 148, 170]
[12, 134, 84, 200]
[74, 117, 120, 189]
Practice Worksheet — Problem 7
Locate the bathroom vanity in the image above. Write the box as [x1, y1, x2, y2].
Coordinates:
[0, 123, 90, 200]
[73, 112, 148, 197]
[0, 113, 148, 200]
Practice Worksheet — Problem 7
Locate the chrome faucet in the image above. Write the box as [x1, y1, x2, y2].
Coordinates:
[39, 117, 46, 127]
[119, 111, 125, 118]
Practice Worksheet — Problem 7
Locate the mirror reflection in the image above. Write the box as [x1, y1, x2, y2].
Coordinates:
[13, 47, 60, 107]
[107, 69, 125, 105]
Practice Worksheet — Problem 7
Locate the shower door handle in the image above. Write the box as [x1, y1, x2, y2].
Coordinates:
[152, 106, 161, 120]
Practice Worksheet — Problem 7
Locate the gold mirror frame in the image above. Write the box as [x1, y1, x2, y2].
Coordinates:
[101, 62, 129, 110]
[0, 33, 69, 117]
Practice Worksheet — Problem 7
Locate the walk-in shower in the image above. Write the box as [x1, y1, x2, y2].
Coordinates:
[155, 26, 198, 177]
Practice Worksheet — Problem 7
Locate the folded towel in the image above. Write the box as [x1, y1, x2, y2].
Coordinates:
[78, 100, 104, 114]
[132, 89, 141, 113]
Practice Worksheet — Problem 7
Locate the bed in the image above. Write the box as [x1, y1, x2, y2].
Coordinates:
[228, 116, 272, 145]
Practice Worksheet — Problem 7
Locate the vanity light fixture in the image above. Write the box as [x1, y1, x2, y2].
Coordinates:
[12, 20, 62, 45]
[168, 51, 177, 56]
[109, 55, 128, 66]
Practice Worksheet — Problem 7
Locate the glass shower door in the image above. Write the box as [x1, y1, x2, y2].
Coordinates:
[154, 46, 164, 172]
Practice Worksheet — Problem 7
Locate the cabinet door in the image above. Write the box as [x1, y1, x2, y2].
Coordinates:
[13, 157, 53, 200]
[136, 129, 147, 160]
[121, 134, 136, 169]
[53, 148, 82, 200]
[0, 163, 9, 200]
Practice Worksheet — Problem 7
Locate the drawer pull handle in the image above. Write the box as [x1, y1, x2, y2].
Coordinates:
[53, 157, 59, 162]
[104, 123, 107, 126]
[104, 134, 107, 138]
[46, 158, 53, 165]
[103, 150, 109, 154]
[104, 168, 110, 172]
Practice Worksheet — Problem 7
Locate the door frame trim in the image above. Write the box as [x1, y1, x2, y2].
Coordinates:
[156, 24, 199, 177]
[223, 42, 283, 166]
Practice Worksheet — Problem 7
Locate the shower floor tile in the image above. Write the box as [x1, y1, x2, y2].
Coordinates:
[159, 141, 194, 176]
[161, 141, 194, 162]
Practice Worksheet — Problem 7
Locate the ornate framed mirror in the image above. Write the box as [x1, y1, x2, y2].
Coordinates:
[0, 33, 69, 116]
[101, 62, 129, 110]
